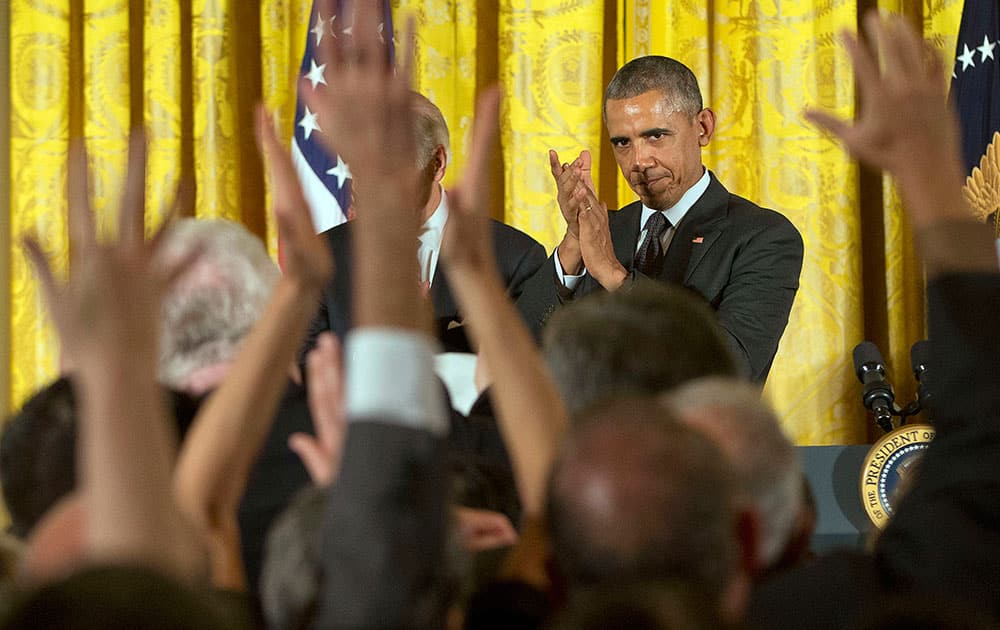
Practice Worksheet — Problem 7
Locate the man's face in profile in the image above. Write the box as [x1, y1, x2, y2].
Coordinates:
[605, 90, 708, 211]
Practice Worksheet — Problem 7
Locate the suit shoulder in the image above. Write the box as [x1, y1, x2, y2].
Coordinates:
[489, 218, 544, 251]
[727, 195, 801, 239]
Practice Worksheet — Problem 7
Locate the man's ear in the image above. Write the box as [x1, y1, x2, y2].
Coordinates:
[432, 144, 448, 183]
[696, 108, 716, 146]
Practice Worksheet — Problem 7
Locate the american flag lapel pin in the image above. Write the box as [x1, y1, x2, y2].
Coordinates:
[692, 236, 704, 244]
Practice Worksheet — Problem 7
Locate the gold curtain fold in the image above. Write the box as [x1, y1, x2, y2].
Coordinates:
[9, 0, 71, 411]
[499, 0, 606, 251]
[7, 0, 274, 409]
[393, 1, 479, 190]
[2, 0, 970, 448]
[1, 0, 10, 417]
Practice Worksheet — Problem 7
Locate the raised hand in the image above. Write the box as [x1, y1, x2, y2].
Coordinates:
[291, 332, 348, 487]
[23, 135, 194, 367]
[804, 13, 966, 229]
[578, 201, 627, 290]
[440, 88, 502, 275]
[24, 132, 207, 581]
[549, 149, 595, 239]
[256, 106, 333, 290]
[301, 2, 418, 208]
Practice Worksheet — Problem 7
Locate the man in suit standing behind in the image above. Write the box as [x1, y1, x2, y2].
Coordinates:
[303, 92, 546, 357]
[517, 56, 803, 383]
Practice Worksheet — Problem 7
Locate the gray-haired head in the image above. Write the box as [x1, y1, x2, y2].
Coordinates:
[260, 485, 327, 630]
[604, 56, 703, 120]
[542, 281, 739, 416]
[156, 218, 279, 391]
[410, 91, 450, 170]
[665, 378, 803, 568]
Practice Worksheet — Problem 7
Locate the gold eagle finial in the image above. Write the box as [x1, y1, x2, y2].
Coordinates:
[963, 131, 1000, 234]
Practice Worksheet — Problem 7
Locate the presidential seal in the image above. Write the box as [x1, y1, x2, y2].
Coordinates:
[860, 424, 935, 528]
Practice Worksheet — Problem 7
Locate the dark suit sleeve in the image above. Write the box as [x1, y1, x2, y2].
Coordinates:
[713, 214, 803, 382]
[502, 239, 547, 299]
[314, 421, 449, 629]
[874, 273, 1000, 614]
[513, 255, 569, 340]
[298, 292, 330, 366]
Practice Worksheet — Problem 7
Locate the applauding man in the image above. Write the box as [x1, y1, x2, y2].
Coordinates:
[518, 56, 804, 383]
[303, 93, 546, 357]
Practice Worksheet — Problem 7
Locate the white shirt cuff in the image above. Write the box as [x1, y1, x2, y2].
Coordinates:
[344, 328, 448, 436]
[553, 247, 586, 290]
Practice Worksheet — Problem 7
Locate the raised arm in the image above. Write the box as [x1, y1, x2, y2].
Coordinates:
[806, 12, 1000, 611]
[805, 12, 994, 275]
[23, 134, 205, 581]
[170, 108, 332, 590]
[301, 7, 450, 628]
[441, 90, 570, 520]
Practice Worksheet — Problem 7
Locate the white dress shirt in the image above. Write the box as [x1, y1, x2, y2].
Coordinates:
[345, 328, 448, 436]
[555, 168, 712, 289]
[418, 188, 449, 285]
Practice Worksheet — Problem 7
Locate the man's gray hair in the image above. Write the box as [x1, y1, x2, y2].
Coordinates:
[260, 485, 327, 630]
[156, 218, 280, 389]
[604, 56, 703, 119]
[664, 378, 803, 568]
[411, 92, 450, 169]
[543, 282, 739, 415]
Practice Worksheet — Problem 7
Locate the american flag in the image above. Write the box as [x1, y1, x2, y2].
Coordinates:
[950, 0, 1000, 175]
[292, 1, 395, 233]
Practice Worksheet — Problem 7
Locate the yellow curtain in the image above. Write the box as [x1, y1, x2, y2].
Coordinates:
[392, 1, 479, 191]
[3, 0, 966, 446]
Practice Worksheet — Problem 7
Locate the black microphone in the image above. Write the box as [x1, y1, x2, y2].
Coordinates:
[910, 340, 931, 411]
[853, 341, 896, 433]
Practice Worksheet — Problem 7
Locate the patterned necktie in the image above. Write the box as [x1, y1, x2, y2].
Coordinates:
[633, 212, 671, 278]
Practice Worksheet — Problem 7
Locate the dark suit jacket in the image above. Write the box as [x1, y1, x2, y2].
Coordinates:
[314, 421, 449, 629]
[237, 381, 314, 593]
[516, 172, 803, 382]
[303, 218, 547, 355]
[749, 272, 1000, 628]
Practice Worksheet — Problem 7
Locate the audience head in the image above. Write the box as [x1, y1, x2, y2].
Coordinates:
[546, 397, 750, 617]
[410, 92, 450, 211]
[0, 565, 238, 630]
[603, 56, 714, 210]
[551, 581, 728, 630]
[543, 282, 738, 414]
[665, 378, 808, 572]
[1, 378, 77, 539]
[2, 378, 201, 541]
[604, 55, 703, 120]
[259, 485, 327, 630]
[411, 91, 450, 170]
[156, 218, 279, 394]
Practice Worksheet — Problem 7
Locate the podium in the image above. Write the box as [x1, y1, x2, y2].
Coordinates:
[799, 445, 874, 551]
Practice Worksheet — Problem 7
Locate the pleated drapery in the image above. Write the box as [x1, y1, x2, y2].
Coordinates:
[3, 0, 964, 445]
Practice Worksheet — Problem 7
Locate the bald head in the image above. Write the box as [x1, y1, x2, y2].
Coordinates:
[547, 398, 739, 600]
